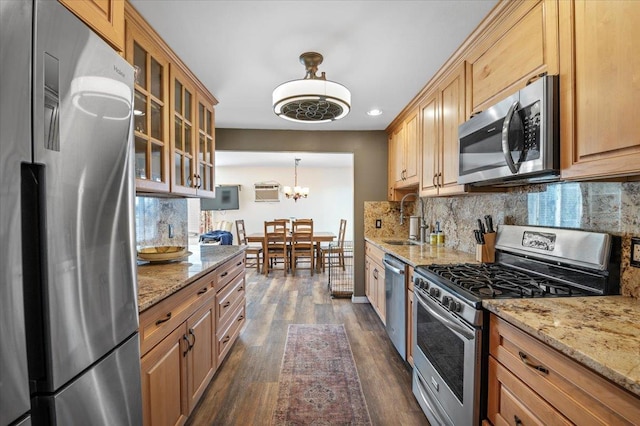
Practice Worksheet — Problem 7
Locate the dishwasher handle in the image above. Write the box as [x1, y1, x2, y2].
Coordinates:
[383, 257, 405, 275]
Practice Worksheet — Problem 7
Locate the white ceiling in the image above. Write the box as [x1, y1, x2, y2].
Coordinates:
[128, 0, 498, 132]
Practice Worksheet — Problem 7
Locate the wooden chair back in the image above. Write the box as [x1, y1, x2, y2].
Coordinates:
[264, 220, 289, 275]
[337, 219, 347, 247]
[236, 219, 248, 245]
[235, 219, 262, 272]
[291, 219, 314, 275]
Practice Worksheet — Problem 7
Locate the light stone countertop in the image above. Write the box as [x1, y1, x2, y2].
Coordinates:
[483, 296, 640, 398]
[365, 236, 478, 267]
[137, 244, 245, 312]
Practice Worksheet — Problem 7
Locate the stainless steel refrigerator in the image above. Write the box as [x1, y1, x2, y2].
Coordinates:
[1, 1, 142, 424]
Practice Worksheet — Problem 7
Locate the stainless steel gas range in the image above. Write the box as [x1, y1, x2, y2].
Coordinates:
[411, 225, 619, 426]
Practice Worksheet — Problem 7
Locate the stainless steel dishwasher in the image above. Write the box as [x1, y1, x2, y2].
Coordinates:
[383, 254, 406, 360]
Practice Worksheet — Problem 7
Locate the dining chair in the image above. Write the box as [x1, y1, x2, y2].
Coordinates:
[321, 219, 347, 272]
[264, 220, 289, 276]
[290, 219, 314, 275]
[235, 219, 262, 273]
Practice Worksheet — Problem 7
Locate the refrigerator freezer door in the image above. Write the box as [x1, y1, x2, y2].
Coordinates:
[0, 1, 33, 424]
[30, 0, 139, 392]
[36, 334, 142, 425]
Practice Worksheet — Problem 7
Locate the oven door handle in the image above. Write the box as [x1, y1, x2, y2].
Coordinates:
[501, 100, 522, 174]
[416, 292, 474, 340]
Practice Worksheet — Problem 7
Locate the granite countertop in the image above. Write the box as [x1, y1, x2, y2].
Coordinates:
[137, 245, 245, 312]
[365, 236, 478, 267]
[483, 296, 640, 398]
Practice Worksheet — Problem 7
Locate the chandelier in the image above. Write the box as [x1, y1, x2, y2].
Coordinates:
[272, 52, 351, 123]
[283, 158, 309, 202]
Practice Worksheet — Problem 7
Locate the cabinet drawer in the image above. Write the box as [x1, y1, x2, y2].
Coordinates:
[139, 274, 214, 356]
[488, 356, 571, 426]
[365, 242, 385, 266]
[215, 272, 245, 329]
[490, 315, 640, 425]
[216, 304, 245, 366]
[213, 253, 245, 292]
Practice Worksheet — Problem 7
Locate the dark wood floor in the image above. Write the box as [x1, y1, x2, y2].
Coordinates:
[186, 267, 429, 426]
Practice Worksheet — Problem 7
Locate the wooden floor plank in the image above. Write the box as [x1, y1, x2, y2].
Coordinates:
[186, 268, 428, 426]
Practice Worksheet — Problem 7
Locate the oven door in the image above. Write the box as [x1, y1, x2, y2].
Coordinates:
[412, 287, 482, 426]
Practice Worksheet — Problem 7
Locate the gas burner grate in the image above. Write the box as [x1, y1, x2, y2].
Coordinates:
[425, 263, 588, 298]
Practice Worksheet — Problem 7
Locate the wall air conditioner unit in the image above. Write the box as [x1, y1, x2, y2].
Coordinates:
[254, 183, 280, 202]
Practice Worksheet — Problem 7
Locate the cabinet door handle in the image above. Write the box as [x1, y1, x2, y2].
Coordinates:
[220, 271, 228, 278]
[183, 334, 190, 357]
[222, 301, 231, 308]
[519, 351, 549, 374]
[155, 312, 172, 326]
[238, 286, 244, 292]
[197, 287, 208, 295]
[437, 172, 442, 187]
[222, 335, 230, 344]
[196, 174, 202, 189]
[236, 261, 243, 266]
[432, 173, 437, 188]
[188, 328, 196, 350]
[237, 315, 244, 322]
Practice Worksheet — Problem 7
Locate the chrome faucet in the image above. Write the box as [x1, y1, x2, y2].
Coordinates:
[399, 192, 427, 243]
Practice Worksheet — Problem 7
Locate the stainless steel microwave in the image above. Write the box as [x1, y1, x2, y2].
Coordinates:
[458, 75, 559, 186]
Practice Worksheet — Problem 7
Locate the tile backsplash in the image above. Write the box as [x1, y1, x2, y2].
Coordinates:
[135, 196, 188, 248]
[365, 181, 640, 297]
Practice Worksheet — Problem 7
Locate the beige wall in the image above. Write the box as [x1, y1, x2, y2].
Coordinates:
[216, 128, 389, 298]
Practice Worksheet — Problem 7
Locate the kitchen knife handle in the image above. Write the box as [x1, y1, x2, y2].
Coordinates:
[485, 215, 494, 233]
[477, 219, 485, 235]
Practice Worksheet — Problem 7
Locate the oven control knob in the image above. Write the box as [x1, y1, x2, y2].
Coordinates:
[448, 299, 461, 312]
[442, 296, 450, 306]
[429, 287, 440, 297]
[415, 278, 428, 291]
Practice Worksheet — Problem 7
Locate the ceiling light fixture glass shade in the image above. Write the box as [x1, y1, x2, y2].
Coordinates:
[283, 158, 309, 202]
[273, 52, 351, 123]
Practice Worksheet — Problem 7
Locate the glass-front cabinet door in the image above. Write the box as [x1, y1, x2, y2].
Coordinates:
[170, 67, 198, 197]
[125, 25, 170, 193]
[197, 95, 215, 197]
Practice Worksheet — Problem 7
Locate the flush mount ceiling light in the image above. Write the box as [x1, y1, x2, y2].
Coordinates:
[283, 158, 309, 202]
[273, 52, 351, 123]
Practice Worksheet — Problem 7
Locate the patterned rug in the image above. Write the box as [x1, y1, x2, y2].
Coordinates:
[272, 324, 372, 425]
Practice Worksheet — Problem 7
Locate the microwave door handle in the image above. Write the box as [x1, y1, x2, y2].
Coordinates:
[501, 101, 521, 174]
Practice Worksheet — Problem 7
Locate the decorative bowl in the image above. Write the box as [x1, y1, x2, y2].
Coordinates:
[137, 246, 189, 262]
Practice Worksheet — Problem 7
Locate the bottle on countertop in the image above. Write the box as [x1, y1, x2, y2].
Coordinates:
[430, 221, 440, 246]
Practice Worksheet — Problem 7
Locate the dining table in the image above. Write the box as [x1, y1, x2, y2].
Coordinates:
[246, 231, 336, 273]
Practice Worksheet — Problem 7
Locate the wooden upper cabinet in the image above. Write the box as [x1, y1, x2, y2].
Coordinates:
[419, 91, 439, 196]
[124, 2, 218, 197]
[419, 63, 467, 197]
[389, 109, 419, 190]
[438, 64, 466, 195]
[559, 0, 640, 180]
[170, 67, 198, 197]
[196, 96, 216, 197]
[466, 0, 559, 114]
[125, 15, 171, 193]
[59, 0, 124, 52]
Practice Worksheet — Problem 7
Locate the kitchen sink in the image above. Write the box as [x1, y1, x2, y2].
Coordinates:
[383, 239, 422, 246]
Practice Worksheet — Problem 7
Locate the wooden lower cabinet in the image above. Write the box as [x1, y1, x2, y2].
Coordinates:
[139, 253, 246, 426]
[141, 324, 188, 426]
[488, 314, 640, 426]
[364, 242, 386, 323]
[185, 299, 216, 413]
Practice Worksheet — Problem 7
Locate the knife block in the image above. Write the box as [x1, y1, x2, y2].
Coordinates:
[476, 232, 496, 263]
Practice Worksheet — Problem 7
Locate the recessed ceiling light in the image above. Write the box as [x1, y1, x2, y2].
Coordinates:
[367, 109, 383, 116]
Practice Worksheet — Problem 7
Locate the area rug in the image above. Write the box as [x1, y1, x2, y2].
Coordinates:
[272, 324, 372, 425]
